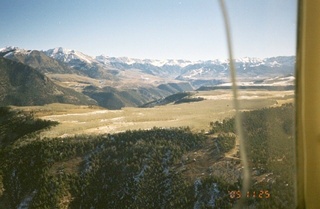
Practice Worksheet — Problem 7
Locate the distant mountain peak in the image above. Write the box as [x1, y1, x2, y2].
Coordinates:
[52, 47, 69, 54]
[0, 46, 31, 56]
[45, 47, 95, 64]
[0, 46, 18, 52]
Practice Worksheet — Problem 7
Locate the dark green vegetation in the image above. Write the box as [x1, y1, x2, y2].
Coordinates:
[140, 92, 204, 108]
[0, 107, 58, 148]
[174, 97, 204, 104]
[214, 134, 235, 154]
[0, 57, 97, 106]
[210, 103, 295, 208]
[0, 104, 294, 208]
[0, 127, 235, 208]
[0, 107, 58, 207]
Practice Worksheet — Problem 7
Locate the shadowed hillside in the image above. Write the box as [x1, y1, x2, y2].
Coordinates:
[0, 57, 97, 106]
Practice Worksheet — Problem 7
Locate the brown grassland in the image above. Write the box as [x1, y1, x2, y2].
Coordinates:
[13, 89, 294, 138]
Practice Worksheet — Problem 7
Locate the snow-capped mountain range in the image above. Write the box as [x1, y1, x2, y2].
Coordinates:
[0, 46, 295, 68]
[0, 46, 295, 109]
[0, 46, 295, 86]
[43, 46, 294, 68]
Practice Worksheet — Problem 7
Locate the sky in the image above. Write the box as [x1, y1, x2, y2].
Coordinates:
[0, 0, 298, 60]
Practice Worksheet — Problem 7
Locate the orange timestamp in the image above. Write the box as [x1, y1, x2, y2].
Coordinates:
[228, 190, 271, 199]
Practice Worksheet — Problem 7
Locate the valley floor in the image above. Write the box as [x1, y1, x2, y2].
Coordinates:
[14, 89, 294, 138]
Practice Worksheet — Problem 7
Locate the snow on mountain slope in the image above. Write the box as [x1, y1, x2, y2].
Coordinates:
[44, 47, 122, 80]
[0, 46, 32, 57]
[1, 46, 296, 72]
[1, 46, 296, 86]
[218, 75, 295, 87]
[45, 47, 97, 64]
[96, 55, 200, 67]
[0, 46, 82, 75]
[95, 55, 294, 70]
[0, 46, 20, 53]
[94, 54, 296, 84]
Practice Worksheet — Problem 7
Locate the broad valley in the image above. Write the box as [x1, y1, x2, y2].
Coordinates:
[0, 46, 295, 208]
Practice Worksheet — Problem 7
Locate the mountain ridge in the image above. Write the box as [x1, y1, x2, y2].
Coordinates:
[0, 57, 97, 106]
[41, 47, 295, 85]
[0, 46, 295, 109]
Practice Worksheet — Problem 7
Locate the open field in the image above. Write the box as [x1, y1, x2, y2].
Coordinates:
[13, 89, 294, 138]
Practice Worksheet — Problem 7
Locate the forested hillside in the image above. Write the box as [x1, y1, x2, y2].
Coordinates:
[0, 107, 58, 148]
[0, 104, 294, 208]
[210, 103, 295, 208]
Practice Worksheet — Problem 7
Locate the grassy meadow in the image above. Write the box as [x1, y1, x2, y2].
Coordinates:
[13, 89, 294, 138]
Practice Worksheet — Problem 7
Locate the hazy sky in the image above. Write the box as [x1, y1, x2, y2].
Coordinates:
[0, 0, 297, 60]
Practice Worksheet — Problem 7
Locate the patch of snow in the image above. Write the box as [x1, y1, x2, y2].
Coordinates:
[0, 46, 18, 53]
[0, 46, 31, 56]
[134, 164, 148, 183]
[3, 51, 14, 58]
[193, 178, 202, 209]
[18, 190, 37, 209]
[207, 183, 220, 208]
